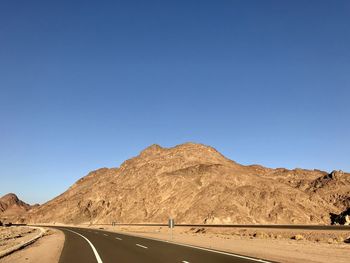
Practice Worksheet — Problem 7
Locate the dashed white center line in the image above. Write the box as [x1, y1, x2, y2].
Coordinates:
[136, 244, 148, 249]
[103, 234, 108, 236]
[115, 237, 122, 240]
[182, 261, 190, 263]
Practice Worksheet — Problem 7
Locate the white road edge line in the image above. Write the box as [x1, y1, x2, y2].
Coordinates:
[66, 229, 103, 263]
[111, 232, 270, 263]
[136, 244, 148, 249]
[172, 242, 269, 262]
[115, 237, 122, 240]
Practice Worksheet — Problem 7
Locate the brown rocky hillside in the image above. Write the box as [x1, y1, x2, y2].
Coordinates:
[0, 193, 32, 220]
[25, 143, 350, 225]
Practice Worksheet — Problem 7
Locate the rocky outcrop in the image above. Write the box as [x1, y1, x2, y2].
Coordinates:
[24, 143, 349, 225]
[330, 208, 350, 225]
[306, 170, 350, 211]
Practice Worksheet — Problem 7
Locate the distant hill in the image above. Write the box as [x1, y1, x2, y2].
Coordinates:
[0, 193, 33, 220]
[25, 143, 349, 225]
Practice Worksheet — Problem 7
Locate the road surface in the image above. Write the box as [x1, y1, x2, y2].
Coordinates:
[55, 226, 271, 263]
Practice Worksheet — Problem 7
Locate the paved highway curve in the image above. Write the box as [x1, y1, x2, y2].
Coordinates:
[54, 226, 272, 263]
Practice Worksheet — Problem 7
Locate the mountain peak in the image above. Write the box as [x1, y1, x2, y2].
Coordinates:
[140, 142, 221, 154]
[140, 144, 164, 155]
[0, 193, 19, 203]
[0, 193, 31, 217]
[132, 142, 236, 170]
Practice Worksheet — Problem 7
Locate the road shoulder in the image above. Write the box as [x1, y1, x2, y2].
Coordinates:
[0, 228, 65, 263]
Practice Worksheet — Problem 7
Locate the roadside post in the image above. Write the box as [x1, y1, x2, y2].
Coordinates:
[168, 218, 175, 241]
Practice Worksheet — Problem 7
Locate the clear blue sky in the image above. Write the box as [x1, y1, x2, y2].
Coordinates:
[0, 1, 349, 204]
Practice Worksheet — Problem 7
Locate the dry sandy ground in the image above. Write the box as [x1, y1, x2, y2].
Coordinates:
[0, 227, 40, 252]
[0, 228, 64, 263]
[84, 225, 350, 263]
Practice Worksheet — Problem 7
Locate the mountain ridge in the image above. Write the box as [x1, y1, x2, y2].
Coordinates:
[22, 143, 349, 225]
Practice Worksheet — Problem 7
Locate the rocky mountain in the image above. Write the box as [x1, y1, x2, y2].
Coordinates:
[25, 143, 350, 225]
[0, 193, 32, 219]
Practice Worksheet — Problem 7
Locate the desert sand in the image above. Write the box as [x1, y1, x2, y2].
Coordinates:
[0, 226, 40, 253]
[0, 228, 64, 263]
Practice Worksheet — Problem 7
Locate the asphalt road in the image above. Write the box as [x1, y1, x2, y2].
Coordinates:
[55, 227, 271, 263]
